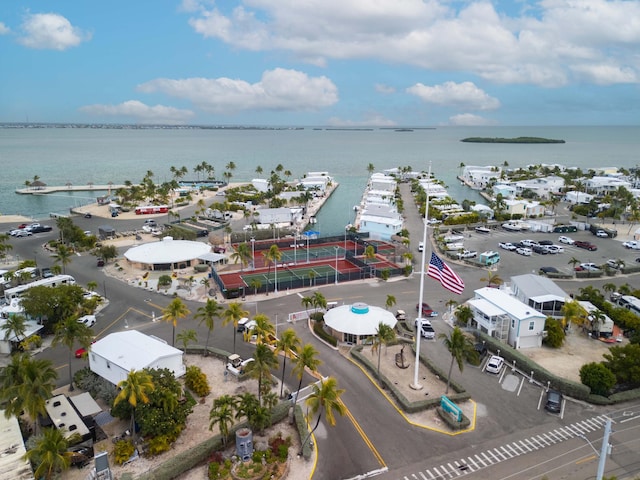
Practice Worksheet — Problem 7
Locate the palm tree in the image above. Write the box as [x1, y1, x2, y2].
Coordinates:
[24, 427, 74, 480]
[312, 291, 327, 312]
[301, 296, 313, 317]
[560, 299, 585, 329]
[438, 326, 477, 394]
[162, 298, 191, 347]
[230, 242, 253, 270]
[364, 245, 376, 263]
[52, 244, 73, 274]
[292, 343, 322, 404]
[209, 394, 237, 445]
[176, 329, 198, 351]
[480, 270, 503, 287]
[222, 302, 249, 354]
[1, 314, 28, 350]
[568, 256, 580, 271]
[385, 295, 396, 310]
[1, 354, 57, 432]
[244, 343, 278, 406]
[371, 322, 396, 380]
[52, 316, 94, 391]
[194, 298, 222, 355]
[263, 244, 282, 292]
[275, 328, 301, 398]
[589, 309, 606, 337]
[251, 313, 276, 345]
[454, 304, 474, 327]
[301, 376, 346, 454]
[249, 278, 262, 295]
[114, 369, 155, 443]
[445, 299, 458, 313]
[366, 163, 375, 175]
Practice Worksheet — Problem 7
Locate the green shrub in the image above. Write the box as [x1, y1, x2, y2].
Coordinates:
[312, 320, 337, 347]
[185, 365, 211, 397]
[580, 362, 616, 396]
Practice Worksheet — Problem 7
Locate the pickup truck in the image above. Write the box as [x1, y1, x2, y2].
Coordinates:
[456, 249, 477, 259]
[417, 320, 435, 339]
[575, 241, 597, 251]
[623, 240, 640, 250]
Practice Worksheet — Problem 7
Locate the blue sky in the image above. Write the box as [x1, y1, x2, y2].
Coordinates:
[1, 0, 639, 126]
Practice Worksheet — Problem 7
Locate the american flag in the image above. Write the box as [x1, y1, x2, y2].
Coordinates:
[427, 252, 465, 295]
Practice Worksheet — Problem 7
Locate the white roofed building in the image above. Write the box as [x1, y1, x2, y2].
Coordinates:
[124, 237, 211, 271]
[89, 330, 185, 385]
[323, 302, 397, 345]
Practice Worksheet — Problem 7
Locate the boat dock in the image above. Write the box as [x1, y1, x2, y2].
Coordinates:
[15, 184, 126, 195]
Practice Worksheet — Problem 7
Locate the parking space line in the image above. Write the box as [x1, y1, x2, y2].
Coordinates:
[446, 462, 461, 476]
[474, 454, 488, 467]
[501, 445, 516, 457]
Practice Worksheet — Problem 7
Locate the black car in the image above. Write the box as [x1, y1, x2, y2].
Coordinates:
[29, 225, 53, 233]
[544, 389, 563, 413]
[474, 342, 488, 359]
[538, 240, 553, 246]
[532, 244, 548, 254]
[539, 266, 559, 275]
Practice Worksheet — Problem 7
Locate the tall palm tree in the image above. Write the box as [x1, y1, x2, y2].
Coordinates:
[244, 343, 278, 406]
[52, 316, 94, 391]
[301, 296, 313, 317]
[560, 299, 585, 329]
[568, 256, 580, 271]
[162, 298, 191, 347]
[312, 291, 327, 311]
[1, 314, 28, 349]
[438, 327, 477, 394]
[371, 322, 396, 380]
[222, 302, 249, 354]
[114, 369, 155, 442]
[251, 313, 276, 345]
[263, 244, 282, 292]
[301, 376, 346, 454]
[194, 298, 222, 355]
[52, 244, 73, 274]
[176, 329, 198, 351]
[24, 427, 74, 480]
[366, 163, 375, 175]
[209, 394, 237, 445]
[292, 343, 322, 404]
[275, 328, 301, 398]
[385, 295, 396, 310]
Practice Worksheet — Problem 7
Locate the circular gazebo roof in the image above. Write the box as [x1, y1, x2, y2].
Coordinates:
[323, 302, 397, 336]
[124, 237, 211, 265]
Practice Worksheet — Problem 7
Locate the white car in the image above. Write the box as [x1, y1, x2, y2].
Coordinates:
[456, 249, 477, 259]
[546, 245, 564, 254]
[498, 242, 517, 251]
[77, 315, 97, 328]
[558, 236, 575, 245]
[13, 230, 33, 237]
[418, 242, 425, 252]
[596, 230, 608, 238]
[486, 355, 504, 374]
[516, 247, 532, 256]
[520, 239, 538, 247]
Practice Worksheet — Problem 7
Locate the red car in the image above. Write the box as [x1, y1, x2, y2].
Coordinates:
[17, 223, 28, 229]
[75, 341, 96, 358]
[416, 303, 439, 317]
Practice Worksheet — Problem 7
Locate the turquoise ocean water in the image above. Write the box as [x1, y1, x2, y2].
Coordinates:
[1, 125, 639, 234]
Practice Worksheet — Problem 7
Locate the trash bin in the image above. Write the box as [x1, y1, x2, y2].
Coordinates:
[235, 428, 253, 461]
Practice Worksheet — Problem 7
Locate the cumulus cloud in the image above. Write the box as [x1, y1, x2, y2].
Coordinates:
[137, 68, 338, 113]
[184, 0, 640, 87]
[407, 81, 500, 111]
[375, 84, 396, 94]
[79, 100, 194, 124]
[448, 113, 497, 126]
[326, 113, 397, 127]
[0, 22, 10, 35]
[570, 63, 638, 85]
[17, 12, 90, 50]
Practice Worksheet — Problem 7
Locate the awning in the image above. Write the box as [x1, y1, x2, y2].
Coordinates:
[69, 392, 102, 417]
[198, 252, 226, 263]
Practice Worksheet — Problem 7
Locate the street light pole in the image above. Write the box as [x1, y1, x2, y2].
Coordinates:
[274, 259, 278, 294]
[334, 246, 339, 284]
[307, 235, 310, 264]
[250, 237, 255, 270]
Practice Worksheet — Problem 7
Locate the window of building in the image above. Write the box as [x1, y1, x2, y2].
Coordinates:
[528, 321, 535, 331]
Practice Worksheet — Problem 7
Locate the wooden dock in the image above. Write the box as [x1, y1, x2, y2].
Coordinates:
[15, 184, 127, 195]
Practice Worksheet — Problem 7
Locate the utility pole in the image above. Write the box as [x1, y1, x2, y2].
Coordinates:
[596, 418, 613, 480]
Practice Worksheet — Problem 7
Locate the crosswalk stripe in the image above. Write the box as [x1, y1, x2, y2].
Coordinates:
[505, 444, 520, 456]
[499, 446, 513, 458]
[417, 472, 428, 480]
[466, 457, 479, 470]
[548, 430, 564, 441]
[432, 466, 443, 478]
[474, 454, 487, 467]
[489, 449, 503, 462]
[513, 441, 529, 453]
[557, 427, 573, 439]
[422, 470, 435, 479]
[523, 438, 539, 450]
[534, 435, 550, 446]
[446, 462, 460, 476]
[542, 433, 556, 444]
[584, 418, 602, 429]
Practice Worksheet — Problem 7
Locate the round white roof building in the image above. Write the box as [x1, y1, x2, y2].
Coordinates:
[323, 302, 397, 342]
[124, 237, 211, 270]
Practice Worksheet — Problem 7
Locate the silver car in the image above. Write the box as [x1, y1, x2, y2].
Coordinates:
[485, 355, 504, 374]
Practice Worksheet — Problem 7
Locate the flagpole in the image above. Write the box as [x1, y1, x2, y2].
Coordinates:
[412, 163, 431, 390]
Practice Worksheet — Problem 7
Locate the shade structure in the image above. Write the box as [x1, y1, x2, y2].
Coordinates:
[124, 237, 210, 266]
[323, 302, 397, 336]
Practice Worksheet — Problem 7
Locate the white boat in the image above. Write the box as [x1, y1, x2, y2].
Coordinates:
[443, 234, 465, 243]
[502, 222, 522, 232]
[444, 242, 464, 251]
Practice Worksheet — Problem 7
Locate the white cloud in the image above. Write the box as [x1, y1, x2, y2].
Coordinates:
[138, 68, 338, 113]
[0, 22, 10, 35]
[375, 84, 395, 94]
[448, 113, 497, 126]
[79, 101, 194, 124]
[407, 81, 500, 111]
[17, 13, 90, 50]
[185, 0, 640, 87]
[570, 63, 638, 85]
[327, 113, 397, 127]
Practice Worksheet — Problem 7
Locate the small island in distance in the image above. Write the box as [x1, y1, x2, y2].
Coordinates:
[460, 136, 565, 144]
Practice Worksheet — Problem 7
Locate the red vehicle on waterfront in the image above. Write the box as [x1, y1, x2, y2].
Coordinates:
[135, 205, 169, 215]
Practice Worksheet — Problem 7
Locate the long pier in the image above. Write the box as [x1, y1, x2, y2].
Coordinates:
[15, 184, 126, 195]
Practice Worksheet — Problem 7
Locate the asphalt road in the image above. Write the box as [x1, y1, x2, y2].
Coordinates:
[3, 192, 640, 480]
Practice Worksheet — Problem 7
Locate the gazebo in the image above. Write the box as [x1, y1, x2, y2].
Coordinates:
[124, 236, 211, 271]
[323, 302, 397, 345]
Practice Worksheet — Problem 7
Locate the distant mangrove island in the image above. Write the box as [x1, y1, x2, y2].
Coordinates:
[460, 136, 566, 144]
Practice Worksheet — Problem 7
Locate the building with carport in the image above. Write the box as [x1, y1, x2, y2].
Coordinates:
[123, 236, 211, 271]
[323, 302, 397, 345]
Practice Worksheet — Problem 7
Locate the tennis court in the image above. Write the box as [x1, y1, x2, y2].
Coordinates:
[240, 264, 337, 286]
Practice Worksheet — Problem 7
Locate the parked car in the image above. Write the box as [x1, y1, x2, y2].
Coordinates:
[558, 236, 575, 245]
[84, 212, 93, 218]
[606, 259, 623, 269]
[75, 341, 96, 358]
[498, 242, 517, 251]
[41, 267, 53, 278]
[485, 355, 504, 374]
[595, 230, 608, 238]
[575, 240, 597, 251]
[546, 245, 564, 254]
[516, 247, 532, 256]
[416, 303, 438, 317]
[456, 249, 477, 259]
[395, 310, 407, 321]
[77, 315, 97, 327]
[532, 245, 549, 255]
[144, 219, 157, 227]
[539, 266, 559, 275]
[28, 225, 53, 233]
[520, 239, 538, 247]
[13, 229, 33, 237]
[96, 258, 105, 267]
[623, 240, 640, 249]
[418, 242, 425, 252]
[474, 343, 488, 359]
[577, 262, 600, 272]
[544, 389, 563, 413]
[538, 240, 554, 246]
